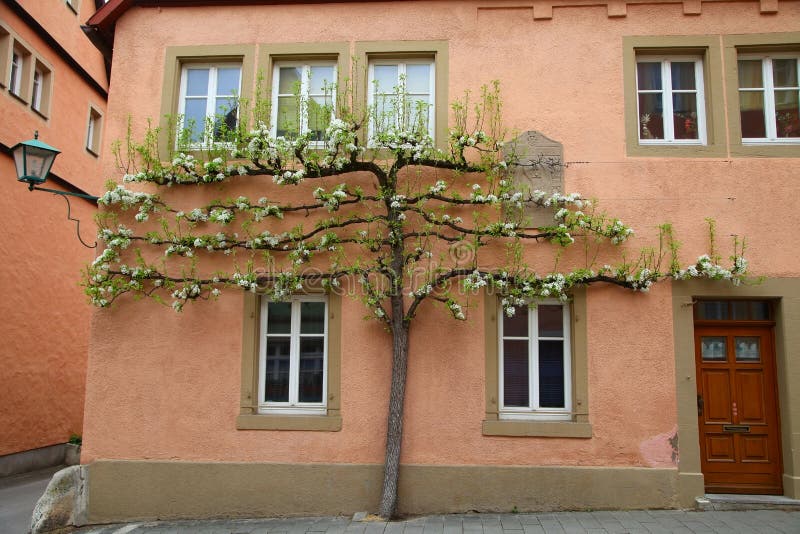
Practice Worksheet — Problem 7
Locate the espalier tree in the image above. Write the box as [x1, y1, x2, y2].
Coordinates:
[85, 78, 748, 518]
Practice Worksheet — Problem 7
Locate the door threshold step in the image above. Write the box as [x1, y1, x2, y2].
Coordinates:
[696, 493, 800, 511]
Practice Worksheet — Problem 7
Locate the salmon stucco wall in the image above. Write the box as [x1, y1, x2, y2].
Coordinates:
[82, 0, 799, 472]
[0, 0, 107, 456]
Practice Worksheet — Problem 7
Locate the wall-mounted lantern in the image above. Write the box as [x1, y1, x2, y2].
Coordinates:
[12, 132, 99, 247]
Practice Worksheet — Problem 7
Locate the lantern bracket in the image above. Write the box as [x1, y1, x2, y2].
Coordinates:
[40, 190, 98, 249]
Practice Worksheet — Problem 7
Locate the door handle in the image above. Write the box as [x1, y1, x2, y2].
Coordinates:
[697, 394, 704, 416]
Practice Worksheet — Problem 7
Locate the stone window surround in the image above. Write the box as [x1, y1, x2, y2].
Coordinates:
[623, 35, 726, 158]
[0, 21, 55, 119]
[483, 287, 592, 438]
[237, 290, 342, 431]
[86, 103, 103, 156]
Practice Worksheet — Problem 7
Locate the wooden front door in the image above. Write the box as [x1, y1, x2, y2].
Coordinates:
[695, 325, 782, 494]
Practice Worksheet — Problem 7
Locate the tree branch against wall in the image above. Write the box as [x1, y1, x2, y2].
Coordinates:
[84, 79, 748, 519]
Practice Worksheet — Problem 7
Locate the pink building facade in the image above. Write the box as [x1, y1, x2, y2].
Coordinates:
[0, 0, 107, 472]
[80, 0, 800, 522]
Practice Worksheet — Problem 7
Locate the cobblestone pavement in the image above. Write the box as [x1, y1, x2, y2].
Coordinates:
[72, 510, 800, 534]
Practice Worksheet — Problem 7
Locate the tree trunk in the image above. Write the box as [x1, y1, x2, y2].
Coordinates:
[378, 297, 410, 519]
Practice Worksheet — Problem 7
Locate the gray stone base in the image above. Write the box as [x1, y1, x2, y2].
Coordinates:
[30, 465, 87, 533]
[0, 444, 69, 478]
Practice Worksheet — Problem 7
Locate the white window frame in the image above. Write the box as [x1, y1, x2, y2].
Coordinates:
[270, 61, 337, 145]
[499, 300, 572, 421]
[9, 50, 21, 96]
[367, 59, 435, 142]
[177, 63, 242, 148]
[258, 294, 328, 415]
[635, 56, 707, 145]
[738, 54, 800, 144]
[31, 68, 42, 111]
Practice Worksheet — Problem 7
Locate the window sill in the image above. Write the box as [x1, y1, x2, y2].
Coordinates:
[236, 414, 341, 431]
[32, 107, 49, 121]
[482, 419, 592, 438]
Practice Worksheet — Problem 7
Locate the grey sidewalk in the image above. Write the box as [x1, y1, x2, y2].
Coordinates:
[72, 510, 800, 534]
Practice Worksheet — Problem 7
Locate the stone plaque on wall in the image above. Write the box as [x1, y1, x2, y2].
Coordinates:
[502, 131, 564, 228]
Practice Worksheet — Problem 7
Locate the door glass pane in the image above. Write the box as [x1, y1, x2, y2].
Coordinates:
[185, 68, 209, 96]
[673, 93, 699, 140]
[638, 93, 664, 140]
[774, 90, 799, 138]
[773, 58, 798, 88]
[749, 301, 770, 320]
[739, 91, 766, 138]
[701, 336, 727, 361]
[731, 301, 749, 320]
[278, 67, 302, 94]
[698, 301, 728, 320]
[538, 305, 563, 337]
[738, 60, 763, 88]
[539, 340, 565, 408]
[503, 306, 528, 337]
[267, 302, 291, 333]
[216, 67, 241, 97]
[735, 336, 760, 362]
[373, 65, 398, 93]
[637, 62, 662, 90]
[309, 66, 335, 94]
[405, 64, 431, 93]
[503, 340, 529, 407]
[299, 337, 324, 402]
[265, 337, 290, 402]
[300, 302, 325, 334]
[671, 62, 696, 90]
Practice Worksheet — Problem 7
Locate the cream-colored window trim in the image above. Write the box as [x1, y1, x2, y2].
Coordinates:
[66, 0, 80, 16]
[723, 32, 800, 158]
[353, 40, 448, 149]
[31, 57, 53, 119]
[623, 35, 726, 158]
[158, 44, 256, 158]
[86, 105, 103, 156]
[0, 24, 10, 90]
[483, 287, 591, 438]
[239, 291, 342, 431]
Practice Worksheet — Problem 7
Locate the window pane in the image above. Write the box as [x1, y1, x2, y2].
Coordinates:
[739, 91, 766, 138]
[732, 300, 771, 320]
[265, 337, 290, 402]
[735, 337, 760, 362]
[749, 301, 770, 320]
[373, 65, 398, 93]
[671, 62, 696, 90]
[503, 340, 529, 407]
[738, 60, 763, 88]
[638, 93, 664, 140]
[697, 301, 728, 320]
[299, 337, 324, 402]
[185, 68, 210, 96]
[183, 98, 207, 143]
[673, 93, 699, 140]
[539, 340, 565, 408]
[276, 96, 299, 137]
[278, 67, 302, 94]
[773, 59, 798, 88]
[538, 305, 563, 337]
[731, 301, 749, 320]
[309, 66, 335, 94]
[300, 302, 325, 334]
[774, 90, 800, 138]
[701, 336, 726, 361]
[308, 96, 333, 141]
[214, 97, 238, 139]
[216, 67, 241, 97]
[267, 302, 291, 333]
[637, 62, 662, 90]
[407, 95, 430, 130]
[405, 64, 431, 93]
[503, 306, 528, 337]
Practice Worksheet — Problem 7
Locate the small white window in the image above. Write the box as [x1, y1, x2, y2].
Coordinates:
[259, 295, 328, 415]
[31, 68, 42, 111]
[738, 55, 800, 143]
[499, 301, 572, 421]
[271, 61, 336, 143]
[9, 51, 21, 96]
[177, 63, 241, 147]
[636, 57, 706, 144]
[368, 59, 435, 140]
[86, 106, 102, 155]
